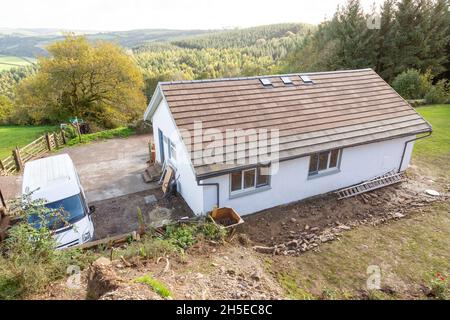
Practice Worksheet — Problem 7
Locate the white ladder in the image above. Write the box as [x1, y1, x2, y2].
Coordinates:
[335, 171, 405, 200]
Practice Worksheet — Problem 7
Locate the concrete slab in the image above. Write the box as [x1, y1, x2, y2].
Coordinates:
[144, 194, 157, 205]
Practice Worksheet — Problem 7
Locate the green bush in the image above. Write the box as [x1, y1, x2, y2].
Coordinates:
[392, 69, 431, 100]
[198, 222, 227, 241]
[429, 273, 448, 300]
[164, 224, 197, 249]
[425, 79, 449, 104]
[62, 125, 78, 140]
[163, 221, 227, 250]
[0, 196, 94, 299]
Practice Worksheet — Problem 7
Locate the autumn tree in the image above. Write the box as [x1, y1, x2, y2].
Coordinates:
[16, 35, 146, 128]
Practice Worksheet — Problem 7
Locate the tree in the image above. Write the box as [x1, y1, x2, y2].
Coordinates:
[0, 95, 13, 124]
[374, 0, 398, 81]
[16, 35, 146, 128]
[391, 69, 432, 99]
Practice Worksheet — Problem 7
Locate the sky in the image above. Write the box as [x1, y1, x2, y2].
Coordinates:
[0, 0, 385, 31]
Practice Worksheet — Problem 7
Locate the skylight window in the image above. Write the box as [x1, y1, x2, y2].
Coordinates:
[300, 75, 313, 84]
[281, 76, 293, 84]
[260, 78, 272, 86]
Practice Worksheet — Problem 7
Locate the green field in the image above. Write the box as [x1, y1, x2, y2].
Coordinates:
[0, 55, 36, 71]
[0, 125, 57, 159]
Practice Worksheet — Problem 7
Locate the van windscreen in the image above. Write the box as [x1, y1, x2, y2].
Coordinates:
[29, 194, 86, 230]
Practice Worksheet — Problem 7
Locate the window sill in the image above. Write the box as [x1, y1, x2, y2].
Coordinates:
[229, 185, 271, 199]
[307, 168, 340, 180]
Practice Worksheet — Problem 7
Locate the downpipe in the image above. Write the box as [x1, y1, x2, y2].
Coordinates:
[197, 180, 220, 209]
[398, 132, 432, 173]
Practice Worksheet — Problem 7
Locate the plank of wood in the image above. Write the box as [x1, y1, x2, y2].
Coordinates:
[162, 166, 174, 194]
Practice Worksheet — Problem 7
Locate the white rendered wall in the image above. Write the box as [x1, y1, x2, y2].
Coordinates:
[151, 99, 204, 213]
[200, 135, 416, 215]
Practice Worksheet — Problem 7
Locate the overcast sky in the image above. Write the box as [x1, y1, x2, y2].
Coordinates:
[0, 0, 385, 31]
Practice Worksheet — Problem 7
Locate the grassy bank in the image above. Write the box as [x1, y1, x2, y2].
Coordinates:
[273, 201, 450, 300]
[66, 126, 135, 146]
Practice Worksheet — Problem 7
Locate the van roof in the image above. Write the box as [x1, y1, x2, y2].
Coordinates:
[22, 154, 81, 203]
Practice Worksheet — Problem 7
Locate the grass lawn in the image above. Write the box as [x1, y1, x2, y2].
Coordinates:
[268, 104, 450, 300]
[413, 104, 450, 180]
[0, 125, 57, 159]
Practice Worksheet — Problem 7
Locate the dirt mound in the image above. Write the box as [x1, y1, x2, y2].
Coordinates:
[86, 257, 163, 300]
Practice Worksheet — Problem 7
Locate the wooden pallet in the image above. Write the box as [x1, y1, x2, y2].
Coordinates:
[336, 171, 405, 200]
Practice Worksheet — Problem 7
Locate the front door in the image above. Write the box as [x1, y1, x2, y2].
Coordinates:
[158, 129, 165, 164]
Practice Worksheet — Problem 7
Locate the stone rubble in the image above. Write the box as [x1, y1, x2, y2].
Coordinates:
[253, 187, 447, 257]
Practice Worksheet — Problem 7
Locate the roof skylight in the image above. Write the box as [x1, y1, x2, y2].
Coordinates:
[260, 78, 272, 86]
[281, 76, 293, 84]
[300, 75, 313, 84]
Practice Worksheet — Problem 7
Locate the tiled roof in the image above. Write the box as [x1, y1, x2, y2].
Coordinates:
[159, 69, 432, 178]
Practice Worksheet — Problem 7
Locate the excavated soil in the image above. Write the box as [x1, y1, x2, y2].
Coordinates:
[240, 169, 448, 250]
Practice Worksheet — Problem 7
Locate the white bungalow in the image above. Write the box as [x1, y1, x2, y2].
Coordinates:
[143, 69, 432, 215]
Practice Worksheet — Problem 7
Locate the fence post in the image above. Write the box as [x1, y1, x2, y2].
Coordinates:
[12, 147, 23, 172]
[0, 188, 6, 209]
[45, 133, 52, 151]
[61, 130, 67, 144]
[53, 132, 59, 149]
[0, 159, 4, 172]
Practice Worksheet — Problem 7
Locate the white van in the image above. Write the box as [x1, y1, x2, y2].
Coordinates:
[22, 154, 95, 249]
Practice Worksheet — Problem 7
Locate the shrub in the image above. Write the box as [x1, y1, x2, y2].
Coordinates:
[164, 221, 228, 250]
[429, 273, 448, 300]
[164, 224, 197, 249]
[0, 196, 93, 299]
[62, 125, 78, 139]
[392, 69, 431, 100]
[425, 79, 449, 104]
[0, 95, 13, 124]
[198, 222, 227, 241]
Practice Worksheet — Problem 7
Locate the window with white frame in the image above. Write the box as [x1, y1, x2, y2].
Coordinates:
[168, 140, 176, 161]
[308, 149, 341, 176]
[230, 164, 270, 194]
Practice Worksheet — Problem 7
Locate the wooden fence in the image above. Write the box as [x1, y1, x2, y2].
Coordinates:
[0, 131, 66, 175]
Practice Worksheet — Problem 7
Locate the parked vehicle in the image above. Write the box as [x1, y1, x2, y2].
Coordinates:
[22, 154, 95, 249]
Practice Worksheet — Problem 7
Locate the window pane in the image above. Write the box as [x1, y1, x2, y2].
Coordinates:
[243, 169, 256, 189]
[318, 152, 329, 171]
[257, 165, 270, 186]
[231, 172, 242, 192]
[170, 142, 176, 160]
[309, 154, 318, 173]
[329, 149, 339, 168]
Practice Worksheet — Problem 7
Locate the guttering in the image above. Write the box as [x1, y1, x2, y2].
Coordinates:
[196, 179, 219, 209]
[143, 84, 163, 121]
[398, 131, 432, 173]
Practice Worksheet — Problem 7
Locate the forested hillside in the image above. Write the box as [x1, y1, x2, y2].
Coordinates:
[0, 0, 449, 128]
[134, 23, 313, 98]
